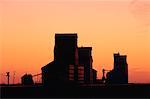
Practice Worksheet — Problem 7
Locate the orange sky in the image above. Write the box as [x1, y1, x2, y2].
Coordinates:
[0, 0, 150, 84]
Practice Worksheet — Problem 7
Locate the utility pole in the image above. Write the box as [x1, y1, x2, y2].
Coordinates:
[6, 72, 10, 85]
[102, 65, 105, 81]
[102, 68, 105, 81]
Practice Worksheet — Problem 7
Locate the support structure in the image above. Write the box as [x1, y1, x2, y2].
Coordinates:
[6, 72, 10, 85]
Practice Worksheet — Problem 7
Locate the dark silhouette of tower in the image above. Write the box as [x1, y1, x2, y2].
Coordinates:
[106, 53, 128, 84]
[54, 34, 78, 65]
[41, 33, 98, 87]
[92, 69, 97, 83]
[6, 72, 10, 85]
[54, 34, 78, 83]
[41, 33, 79, 86]
[114, 53, 128, 83]
[78, 47, 93, 83]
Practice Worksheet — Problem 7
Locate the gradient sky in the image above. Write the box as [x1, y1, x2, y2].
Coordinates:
[0, 0, 150, 84]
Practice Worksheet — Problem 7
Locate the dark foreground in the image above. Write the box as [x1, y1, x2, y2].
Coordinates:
[1, 84, 150, 98]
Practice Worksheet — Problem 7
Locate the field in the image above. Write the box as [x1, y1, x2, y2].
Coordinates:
[1, 84, 150, 98]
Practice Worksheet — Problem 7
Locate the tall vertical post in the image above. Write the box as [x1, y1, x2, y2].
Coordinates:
[6, 72, 10, 85]
[102, 69, 105, 79]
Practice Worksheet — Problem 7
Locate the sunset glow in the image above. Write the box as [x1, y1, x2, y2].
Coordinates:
[0, 0, 150, 84]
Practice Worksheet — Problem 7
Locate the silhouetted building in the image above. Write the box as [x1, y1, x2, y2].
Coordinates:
[54, 34, 78, 65]
[21, 74, 34, 85]
[42, 34, 79, 86]
[55, 34, 79, 82]
[41, 33, 98, 86]
[41, 61, 59, 86]
[106, 53, 128, 84]
[68, 65, 75, 81]
[78, 47, 93, 83]
[92, 69, 97, 83]
[77, 65, 84, 83]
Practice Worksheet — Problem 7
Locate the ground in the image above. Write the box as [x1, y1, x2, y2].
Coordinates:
[1, 84, 150, 98]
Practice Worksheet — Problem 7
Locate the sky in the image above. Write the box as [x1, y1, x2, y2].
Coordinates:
[0, 0, 150, 84]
